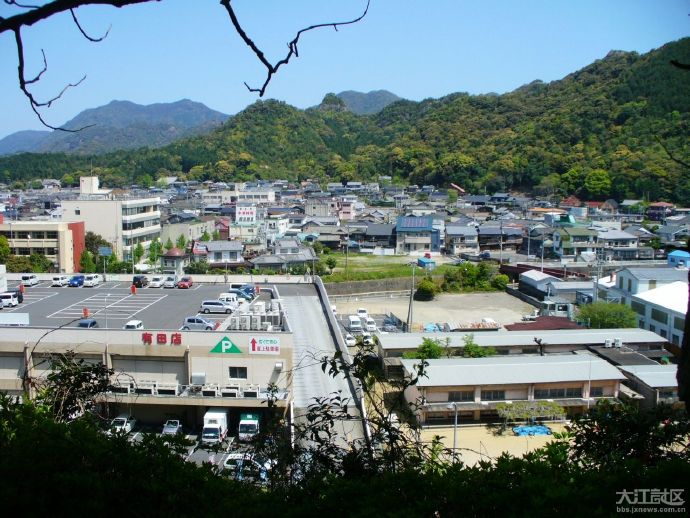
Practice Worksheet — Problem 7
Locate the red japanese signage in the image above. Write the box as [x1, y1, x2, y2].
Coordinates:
[141, 332, 183, 346]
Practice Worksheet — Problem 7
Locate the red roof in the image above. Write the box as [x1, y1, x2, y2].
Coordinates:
[163, 247, 185, 257]
[649, 202, 674, 207]
[585, 201, 603, 208]
[559, 195, 581, 207]
[504, 316, 582, 331]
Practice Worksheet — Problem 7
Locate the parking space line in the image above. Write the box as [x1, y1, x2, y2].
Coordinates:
[6, 292, 59, 312]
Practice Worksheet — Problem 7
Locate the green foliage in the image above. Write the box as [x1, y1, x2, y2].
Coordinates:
[5, 255, 32, 273]
[402, 338, 445, 359]
[577, 301, 637, 328]
[324, 256, 337, 273]
[164, 237, 174, 250]
[496, 400, 565, 422]
[147, 237, 162, 264]
[29, 253, 53, 273]
[414, 277, 437, 301]
[184, 261, 209, 275]
[199, 231, 211, 242]
[2, 39, 688, 202]
[79, 250, 97, 273]
[442, 261, 499, 292]
[85, 231, 109, 257]
[0, 235, 10, 263]
[133, 243, 145, 264]
[491, 273, 509, 290]
[460, 334, 496, 357]
[175, 235, 187, 250]
[212, 230, 221, 240]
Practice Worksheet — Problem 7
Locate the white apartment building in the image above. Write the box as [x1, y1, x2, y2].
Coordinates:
[631, 281, 687, 348]
[60, 177, 161, 261]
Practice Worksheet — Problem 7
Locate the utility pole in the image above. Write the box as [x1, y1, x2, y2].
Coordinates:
[406, 264, 416, 332]
[499, 221, 503, 264]
[541, 234, 545, 273]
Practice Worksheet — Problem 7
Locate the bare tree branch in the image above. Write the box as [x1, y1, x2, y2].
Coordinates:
[70, 7, 111, 41]
[671, 59, 690, 71]
[4, 1, 41, 9]
[220, 0, 371, 96]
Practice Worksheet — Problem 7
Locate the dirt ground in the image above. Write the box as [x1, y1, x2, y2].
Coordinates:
[419, 422, 568, 466]
[333, 292, 534, 329]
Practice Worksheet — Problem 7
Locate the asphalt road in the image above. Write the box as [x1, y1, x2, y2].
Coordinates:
[278, 284, 364, 445]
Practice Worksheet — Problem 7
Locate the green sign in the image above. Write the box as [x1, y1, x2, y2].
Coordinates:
[210, 337, 242, 354]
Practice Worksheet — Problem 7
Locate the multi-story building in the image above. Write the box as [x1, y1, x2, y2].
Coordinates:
[631, 281, 687, 348]
[552, 227, 597, 259]
[596, 229, 641, 261]
[60, 177, 160, 261]
[0, 219, 85, 273]
[395, 216, 440, 254]
[445, 225, 479, 255]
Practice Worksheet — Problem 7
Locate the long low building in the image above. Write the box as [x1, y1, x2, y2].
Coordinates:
[402, 353, 626, 424]
[0, 327, 292, 427]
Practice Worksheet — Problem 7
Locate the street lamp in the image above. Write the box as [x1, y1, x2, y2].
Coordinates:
[447, 401, 459, 462]
[406, 262, 416, 332]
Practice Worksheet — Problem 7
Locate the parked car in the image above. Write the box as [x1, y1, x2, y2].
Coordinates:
[123, 320, 144, 330]
[177, 276, 193, 289]
[6, 288, 23, 303]
[0, 292, 19, 307]
[356, 308, 369, 319]
[226, 288, 253, 301]
[361, 332, 373, 345]
[68, 275, 85, 287]
[83, 274, 101, 287]
[364, 317, 377, 332]
[200, 300, 234, 314]
[230, 283, 256, 297]
[163, 275, 178, 288]
[51, 275, 69, 287]
[344, 333, 357, 347]
[149, 275, 164, 288]
[181, 316, 215, 331]
[161, 419, 183, 435]
[222, 453, 272, 483]
[132, 275, 149, 288]
[108, 414, 136, 435]
[21, 274, 39, 286]
[77, 318, 99, 328]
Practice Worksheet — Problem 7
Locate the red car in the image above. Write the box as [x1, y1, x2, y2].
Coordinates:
[177, 276, 193, 289]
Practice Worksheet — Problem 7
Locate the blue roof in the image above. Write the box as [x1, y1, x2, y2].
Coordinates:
[396, 216, 433, 232]
[668, 250, 690, 257]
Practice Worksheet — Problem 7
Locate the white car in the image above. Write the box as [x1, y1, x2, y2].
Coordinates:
[108, 414, 136, 435]
[21, 274, 39, 286]
[163, 275, 177, 288]
[123, 320, 144, 330]
[356, 308, 369, 320]
[51, 275, 69, 287]
[364, 317, 377, 332]
[361, 332, 373, 345]
[344, 334, 357, 347]
[149, 275, 164, 288]
[83, 274, 101, 287]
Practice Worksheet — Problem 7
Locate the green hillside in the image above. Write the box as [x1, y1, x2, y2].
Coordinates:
[1, 38, 688, 202]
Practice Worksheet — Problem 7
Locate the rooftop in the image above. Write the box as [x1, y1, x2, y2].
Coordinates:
[633, 281, 688, 314]
[619, 364, 678, 388]
[401, 353, 626, 387]
[623, 267, 688, 282]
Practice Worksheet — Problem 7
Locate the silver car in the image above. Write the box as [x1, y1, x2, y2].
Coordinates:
[181, 316, 215, 331]
[200, 300, 234, 314]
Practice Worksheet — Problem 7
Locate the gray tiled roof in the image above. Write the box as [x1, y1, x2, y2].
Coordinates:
[624, 267, 688, 281]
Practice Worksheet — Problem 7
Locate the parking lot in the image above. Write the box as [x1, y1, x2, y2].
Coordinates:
[4, 280, 266, 330]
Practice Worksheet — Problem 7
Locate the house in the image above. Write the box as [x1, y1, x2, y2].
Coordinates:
[619, 364, 679, 409]
[395, 216, 440, 254]
[596, 229, 640, 261]
[401, 354, 626, 424]
[631, 281, 687, 348]
[364, 223, 396, 249]
[249, 237, 317, 271]
[646, 202, 674, 221]
[559, 195, 581, 209]
[668, 250, 690, 267]
[160, 247, 189, 276]
[202, 240, 245, 268]
[519, 270, 561, 300]
[552, 227, 597, 259]
[601, 267, 688, 305]
[445, 225, 479, 255]
[477, 225, 523, 250]
[656, 225, 689, 245]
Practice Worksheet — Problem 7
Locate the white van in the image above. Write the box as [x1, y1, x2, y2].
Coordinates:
[51, 275, 69, 287]
[348, 315, 363, 333]
[21, 274, 39, 286]
[218, 293, 239, 305]
[0, 291, 19, 307]
[83, 274, 100, 287]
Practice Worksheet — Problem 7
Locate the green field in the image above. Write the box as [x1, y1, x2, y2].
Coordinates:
[321, 253, 454, 282]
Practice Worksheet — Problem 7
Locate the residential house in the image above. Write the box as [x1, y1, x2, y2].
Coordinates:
[364, 223, 396, 249]
[249, 237, 317, 271]
[160, 247, 189, 276]
[519, 270, 561, 300]
[445, 225, 479, 255]
[646, 202, 674, 221]
[656, 224, 689, 245]
[202, 241, 245, 268]
[668, 250, 690, 267]
[552, 227, 597, 259]
[596, 229, 642, 260]
[477, 225, 523, 251]
[395, 216, 440, 254]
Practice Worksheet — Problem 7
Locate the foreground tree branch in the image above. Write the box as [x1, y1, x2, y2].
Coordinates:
[220, 0, 370, 96]
[2, 0, 371, 130]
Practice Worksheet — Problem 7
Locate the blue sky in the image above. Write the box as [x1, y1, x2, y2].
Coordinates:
[0, 0, 688, 139]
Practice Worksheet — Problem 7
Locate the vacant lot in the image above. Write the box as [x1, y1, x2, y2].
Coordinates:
[333, 292, 534, 329]
[419, 422, 568, 466]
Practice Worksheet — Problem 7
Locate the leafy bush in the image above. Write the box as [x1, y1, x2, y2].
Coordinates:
[577, 301, 637, 328]
[414, 278, 437, 300]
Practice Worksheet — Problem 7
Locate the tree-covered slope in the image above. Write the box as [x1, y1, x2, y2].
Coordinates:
[1, 38, 688, 202]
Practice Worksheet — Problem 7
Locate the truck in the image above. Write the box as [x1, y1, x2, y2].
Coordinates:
[201, 409, 229, 444]
[238, 413, 260, 442]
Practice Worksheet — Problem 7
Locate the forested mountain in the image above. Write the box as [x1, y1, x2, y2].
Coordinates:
[0, 100, 229, 156]
[335, 90, 402, 114]
[1, 38, 688, 202]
